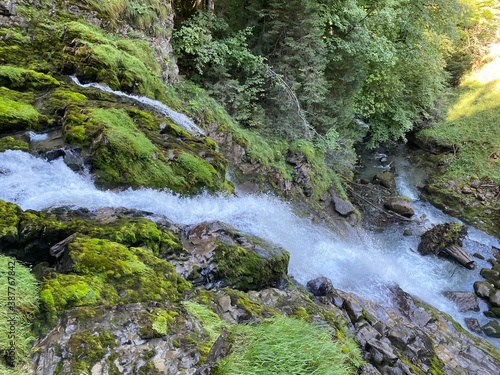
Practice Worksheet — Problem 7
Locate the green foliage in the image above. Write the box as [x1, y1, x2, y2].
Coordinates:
[0, 255, 39, 369]
[81, 0, 172, 38]
[418, 77, 500, 184]
[174, 12, 267, 128]
[214, 315, 362, 375]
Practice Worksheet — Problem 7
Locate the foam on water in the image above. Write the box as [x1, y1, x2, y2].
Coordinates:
[1, 150, 499, 345]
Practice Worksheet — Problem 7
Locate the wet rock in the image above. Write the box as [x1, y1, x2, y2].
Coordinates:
[343, 299, 364, 324]
[489, 289, 500, 307]
[480, 268, 500, 282]
[482, 320, 500, 338]
[443, 291, 479, 312]
[418, 223, 475, 269]
[464, 318, 482, 334]
[332, 195, 356, 216]
[383, 197, 414, 217]
[474, 280, 495, 299]
[373, 172, 396, 190]
[44, 148, 66, 161]
[177, 221, 289, 291]
[485, 307, 500, 318]
[306, 276, 335, 296]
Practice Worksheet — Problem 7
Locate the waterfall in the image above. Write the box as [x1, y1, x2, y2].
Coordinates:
[69, 76, 205, 135]
[1, 150, 499, 346]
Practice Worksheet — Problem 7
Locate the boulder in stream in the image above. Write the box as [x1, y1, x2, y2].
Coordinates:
[383, 196, 415, 217]
[417, 222, 476, 269]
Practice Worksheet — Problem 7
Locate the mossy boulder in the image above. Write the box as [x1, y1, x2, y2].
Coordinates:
[0, 135, 29, 152]
[40, 234, 191, 320]
[177, 221, 289, 292]
[1, 202, 183, 265]
[0, 65, 60, 90]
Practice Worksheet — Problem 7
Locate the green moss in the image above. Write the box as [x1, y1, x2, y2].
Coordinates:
[183, 301, 224, 362]
[0, 65, 60, 90]
[82, 108, 184, 190]
[0, 136, 29, 152]
[0, 199, 21, 242]
[61, 21, 165, 98]
[68, 330, 116, 374]
[212, 242, 289, 292]
[175, 151, 217, 187]
[0, 97, 41, 132]
[0, 87, 35, 104]
[39, 235, 191, 318]
[429, 354, 446, 375]
[139, 308, 179, 338]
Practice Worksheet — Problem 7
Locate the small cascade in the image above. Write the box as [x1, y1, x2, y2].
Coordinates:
[69, 76, 205, 135]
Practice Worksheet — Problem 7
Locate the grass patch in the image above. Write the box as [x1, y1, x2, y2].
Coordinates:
[214, 315, 362, 375]
[0, 255, 39, 370]
[417, 76, 500, 184]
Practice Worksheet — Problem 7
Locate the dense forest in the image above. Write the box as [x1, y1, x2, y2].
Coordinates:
[172, 0, 498, 165]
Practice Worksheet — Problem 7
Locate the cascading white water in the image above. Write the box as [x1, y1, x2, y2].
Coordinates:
[1, 150, 500, 346]
[69, 76, 205, 135]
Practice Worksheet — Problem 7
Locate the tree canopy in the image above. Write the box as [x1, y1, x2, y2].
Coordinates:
[173, 0, 499, 160]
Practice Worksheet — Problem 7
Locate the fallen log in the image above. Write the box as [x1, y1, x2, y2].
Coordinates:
[418, 223, 476, 270]
[439, 244, 476, 270]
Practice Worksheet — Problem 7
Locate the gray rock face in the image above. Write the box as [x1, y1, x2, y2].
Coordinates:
[443, 291, 479, 312]
[33, 303, 207, 375]
[383, 197, 414, 217]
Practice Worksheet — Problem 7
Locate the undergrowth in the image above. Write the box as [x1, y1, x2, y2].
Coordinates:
[214, 315, 362, 375]
[417, 74, 500, 184]
[0, 255, 39, 371]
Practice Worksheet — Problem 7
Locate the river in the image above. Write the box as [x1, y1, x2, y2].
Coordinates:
[0, 147, 499, 346]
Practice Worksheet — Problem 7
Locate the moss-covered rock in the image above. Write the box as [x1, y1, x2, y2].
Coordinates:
[178, 221, 289, 292]
[1, 202, 183, 265]
[40, 234, 191, 321]
[0, 135, 29, 152]
[0, 199, 22, 247]
[0, 65, 60, 90]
